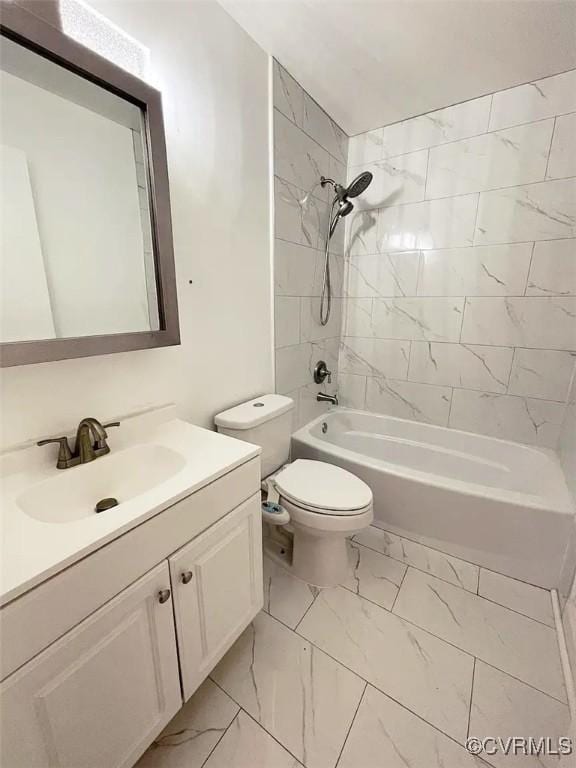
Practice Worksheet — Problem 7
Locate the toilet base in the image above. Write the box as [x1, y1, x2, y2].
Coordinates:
[291, 525, 353, 587]
[262, 499, 373, 588]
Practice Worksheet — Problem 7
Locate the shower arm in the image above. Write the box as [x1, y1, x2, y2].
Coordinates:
[321, 176, 346, 200]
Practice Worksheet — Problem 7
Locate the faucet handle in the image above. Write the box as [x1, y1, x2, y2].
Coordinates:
[37, 437, 73, 469]
[314, 360, 332, 384]
[95, 421, 120, 449]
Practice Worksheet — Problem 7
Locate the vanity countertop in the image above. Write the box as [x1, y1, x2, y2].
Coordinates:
[0, 406, 260, 606]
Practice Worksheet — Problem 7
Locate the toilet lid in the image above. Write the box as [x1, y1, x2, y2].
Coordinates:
[274, 459, 372, 514]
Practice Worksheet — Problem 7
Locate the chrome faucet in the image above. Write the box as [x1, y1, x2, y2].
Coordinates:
[38, 417, 120, 469]
[317, 392, 338, 406]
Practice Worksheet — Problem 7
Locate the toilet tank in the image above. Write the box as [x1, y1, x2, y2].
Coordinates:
[214, 394, 294, 478]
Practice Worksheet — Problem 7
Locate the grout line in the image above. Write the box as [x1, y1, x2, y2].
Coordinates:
[240, 701, 306, 766]
[423, 148, 431, 200]
[544, 116, 557, 181]
[349, 110, 573, 166]
[446, 386, 455, 428]
[331, 569, 475, 661]
[362, 525, 475, 581]
[346, 171, 576, 212]
[486, 94, 494, 132]
[471, 189, 482, 248]
[321, 374, 570, 405]
[370, 523, 560, 593]
[478, 656, 570, 708]
[208, 677, 306, 765]
[295, 625, 477, 750]
[478, 560, 556, 593]
[474, 592, 556, 629]
[214, 604, 567, 767]
[329, 292, 574, 299]
[272, 104, 348, 168]
[466, 657, 476, 741]
[405, 339, 414, 380]
[368, 523, 550, 592]
[242, 708, 307, 766]
[389, 563, 408, 612]
[294, 589, 321, 632]
[297, 582, 569, 707]
[524, 241, 537, 296]
[346, 237, 576, 262]
[334, 682, 368, 768]
[331, 336, 569, 353]
[274, 173, 331, 209]
[275, 235, 324, 255]
[335, 366, 573, 400]
[414, 251, 424, 297]
[506, 347, 517, 394]
[289, 610, 476, 747]
[458, 297, 467, 343]
[390, 564, 563, 640]
[355, 530, 474, 574]
[199, 709, 240, 768]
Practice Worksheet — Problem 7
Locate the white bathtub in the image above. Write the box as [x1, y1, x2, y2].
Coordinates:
[291, 409, 575, 589]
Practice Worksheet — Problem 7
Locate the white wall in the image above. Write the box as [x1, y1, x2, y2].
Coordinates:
[0, 0, 273, 449]
[339, 70, 576, 447]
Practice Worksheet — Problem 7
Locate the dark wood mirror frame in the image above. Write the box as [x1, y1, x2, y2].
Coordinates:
[0, 2, 180, 367]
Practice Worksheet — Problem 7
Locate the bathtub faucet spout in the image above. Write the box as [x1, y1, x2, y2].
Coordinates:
[317, 392, 338, 406]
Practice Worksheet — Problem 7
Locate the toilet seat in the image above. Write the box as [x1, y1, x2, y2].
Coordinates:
[274, 459, 372, 516]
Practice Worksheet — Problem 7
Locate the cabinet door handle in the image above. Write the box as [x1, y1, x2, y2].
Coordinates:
[181, 570, 193, 584]
[158, 588, 171, 604]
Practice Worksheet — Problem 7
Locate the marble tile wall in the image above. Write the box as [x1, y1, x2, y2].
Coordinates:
[341, 69, 576, 447]
[273, 61, 349, 427]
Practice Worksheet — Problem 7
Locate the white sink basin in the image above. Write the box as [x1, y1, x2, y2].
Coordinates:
[0, 407, 261, 605]
[17, 444, 186, 523]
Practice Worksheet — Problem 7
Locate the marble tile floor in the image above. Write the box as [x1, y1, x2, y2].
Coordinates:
[137, 526, 570, 768]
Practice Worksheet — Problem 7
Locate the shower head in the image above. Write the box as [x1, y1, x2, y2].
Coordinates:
[320, 171, 373, 201]
[319, 170, 373, 327]
[345, 171, 373, 198]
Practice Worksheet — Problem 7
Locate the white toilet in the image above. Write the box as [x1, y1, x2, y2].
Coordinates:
[215, 394, 373, 587]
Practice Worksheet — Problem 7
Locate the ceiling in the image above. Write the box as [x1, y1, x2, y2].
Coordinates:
[218, 0, 576, 136]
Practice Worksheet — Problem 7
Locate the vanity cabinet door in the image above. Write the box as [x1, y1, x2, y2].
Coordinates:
[0, 562, 181, 768]
[170, 493, 263, 700]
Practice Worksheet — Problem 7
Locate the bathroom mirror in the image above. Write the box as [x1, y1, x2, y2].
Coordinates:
[0, 4, 179, 366]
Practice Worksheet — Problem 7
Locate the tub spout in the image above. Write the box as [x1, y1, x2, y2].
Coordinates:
[317, 392, 338, 405]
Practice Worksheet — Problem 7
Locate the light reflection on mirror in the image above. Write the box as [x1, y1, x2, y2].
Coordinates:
[0, 36, 159, 343]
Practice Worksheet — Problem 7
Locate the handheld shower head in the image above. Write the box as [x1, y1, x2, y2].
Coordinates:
[338, 199, 354, 217]
[345, 171, 373, 198]
[319, 168, 374, 325]
[328, 199, 354, 238]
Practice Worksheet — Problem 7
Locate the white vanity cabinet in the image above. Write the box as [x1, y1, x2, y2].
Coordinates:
[0, 562, 182, 768]
[170, 495, 262, 700]
[0, 448, 263, 768]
